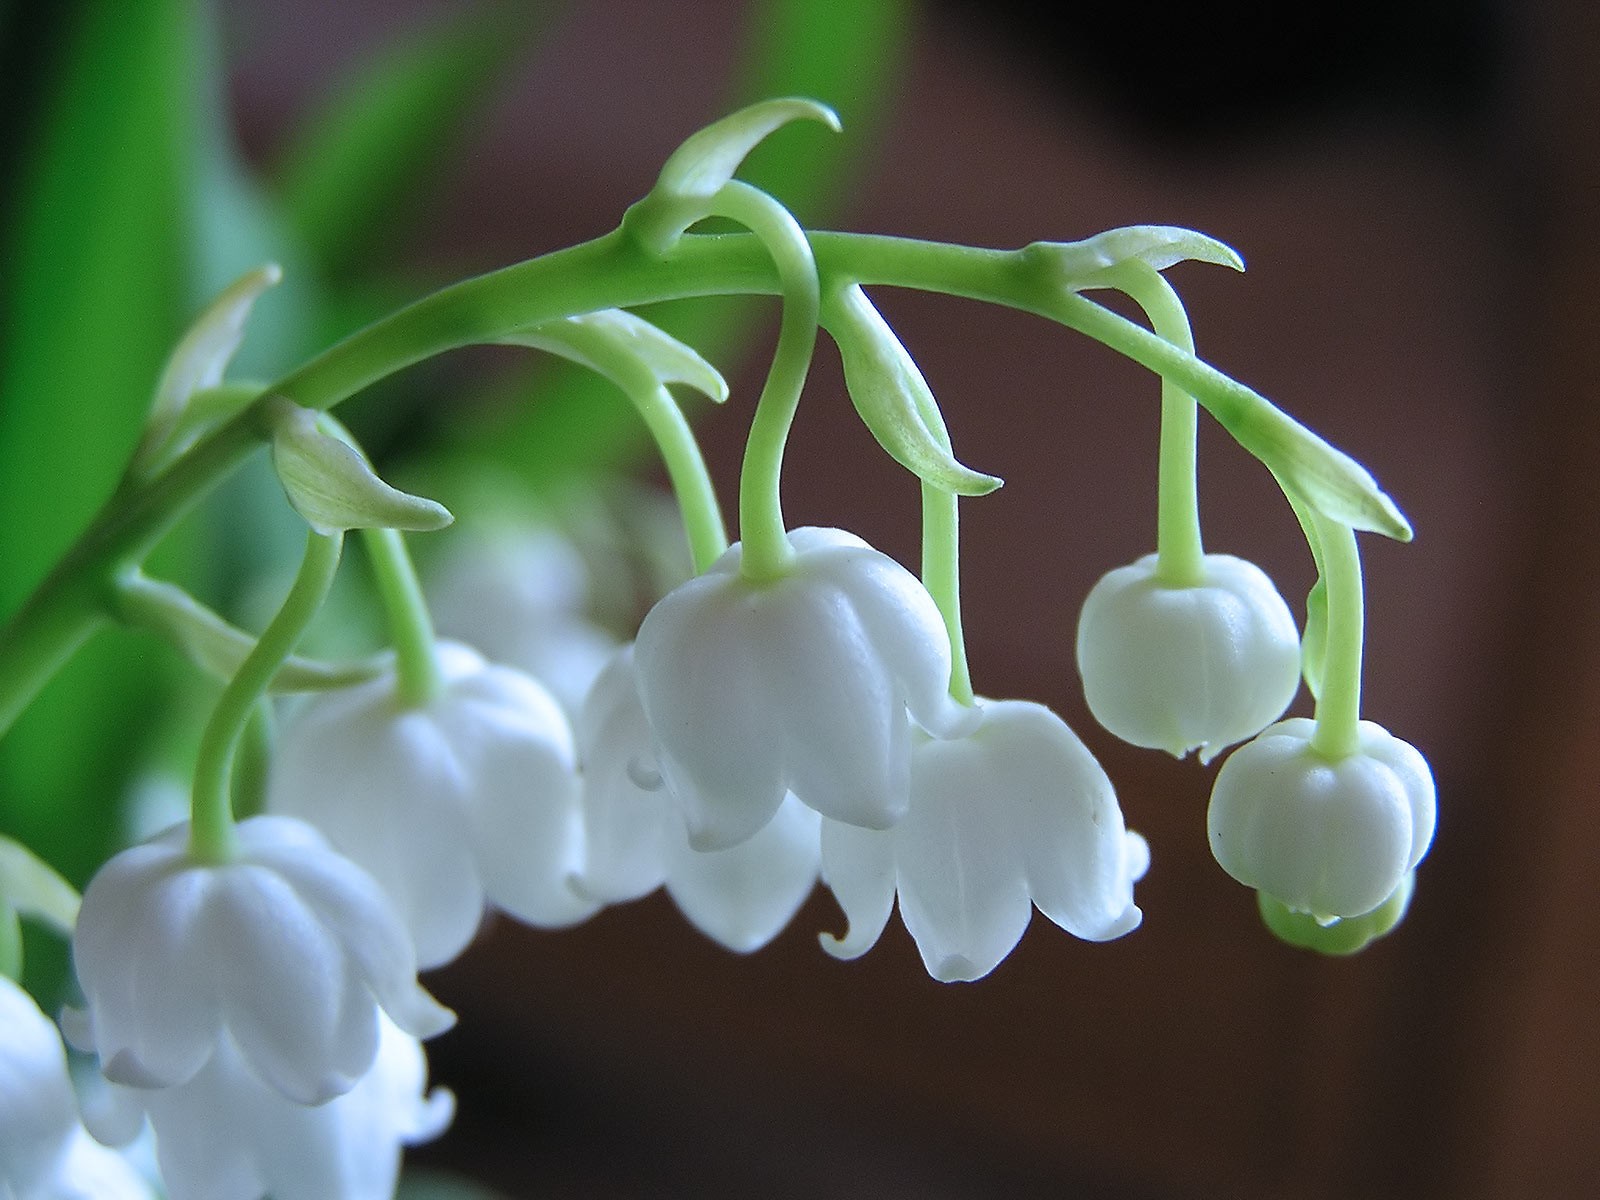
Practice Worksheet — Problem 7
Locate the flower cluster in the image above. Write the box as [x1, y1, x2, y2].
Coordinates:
[0, 99, 1437, 1200]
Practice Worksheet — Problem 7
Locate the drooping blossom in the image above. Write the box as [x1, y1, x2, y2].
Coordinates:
[573, 643, 820, 952]
[1076, 552, 1302, 763]
[1207, 717, 1435, 920]
[70, 816, 452, 1105]
[820, 699, 1148, 981]
[634, 526, 972, 850]
[268, 640, 596, 969]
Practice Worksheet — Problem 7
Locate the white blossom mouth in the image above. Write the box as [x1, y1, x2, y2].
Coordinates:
[634, 526, 963, 850]
[71, 816, 453, 1106]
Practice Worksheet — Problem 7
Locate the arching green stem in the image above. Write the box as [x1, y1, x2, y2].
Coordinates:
[1107, 262, 1204, 586]
[0, 228, 1407, 743]
[710, 182, 821, 582]
[231, 698, 276, 820]
[1308, 514, 1363, 760]
[189, 531, 344, 864]
[362, 528, 441, 707]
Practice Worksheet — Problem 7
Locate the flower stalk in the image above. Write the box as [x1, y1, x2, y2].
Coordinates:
[189, 530, 344, 864]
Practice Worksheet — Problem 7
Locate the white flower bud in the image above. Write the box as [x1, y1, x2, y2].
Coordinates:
[269, 641, 597, 969]
[634, 526, 969, 850]
[821, 699, 1147, 982]
[70, 816, 453, 1106]
[1207, 717, 1436, 920]
[1076, 552, 1302, 762]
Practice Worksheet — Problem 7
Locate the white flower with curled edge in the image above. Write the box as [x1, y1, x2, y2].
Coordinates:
[574, 643, 821, 952]
[267, 640, 598, 969]
[1, 979, 154, 1200]
[634, 527, 974, 851]
[68, 815, 454, 1106]
[1075, 551, 1302, 763]
[76, 1015, 451, 1200]
[819, 699, 1147, 982]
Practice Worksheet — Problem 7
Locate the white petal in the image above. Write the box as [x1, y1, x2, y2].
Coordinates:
[636, 567, 788, 849]
[763, 581, 908, 829]
[89, 863, 220, 1090]
[572, 645, 674, 903]
[803, 528, 966, 739]
[974, 700, 1145, 941]
[896, 728, 1033, 981]
[665, 795, 820, 952]
[1355, 721, 1436, 870]
[0, 978, 79, 1193]
[244, 817, 454, 1041]
[49, 1129, 156, 1200]
[817, 818, 896, 960]
[207, 863, 374, 1104]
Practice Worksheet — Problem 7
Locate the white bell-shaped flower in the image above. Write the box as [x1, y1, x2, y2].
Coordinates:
[634, 526, 969, 850]
[428, 526, 617, 716]
[79, 1015, 451, 1200]
[1207, 717, 1436, 920]
[1, 978, 153, 1200]
[1, 976, 84, 1195]
[1076, 552, 1302, 763]
[268, 640, 597, 969]
[574, 644, 821, 951]
[70, 816, 453, 1105]
[820, 699, 1148, 982]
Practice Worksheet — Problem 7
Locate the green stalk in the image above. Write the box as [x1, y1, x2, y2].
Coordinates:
[0, 229, 1402, 741]
[189, 531, 343, 863]
[711, 183, 821, 583]
[362, 528, 441, 707]
[1308, 514, 1363, 760]
[1110, 262, 1203, 586]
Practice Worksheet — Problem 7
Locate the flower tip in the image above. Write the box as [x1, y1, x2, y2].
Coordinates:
[411, 1086, 458, 1143]
[817, 927, 872, 962]
[1124, 831, 1152, 882]
[101, 1046, 187, 1091]
[394, 991, 457, 1041]
[930, 953, 987, 984]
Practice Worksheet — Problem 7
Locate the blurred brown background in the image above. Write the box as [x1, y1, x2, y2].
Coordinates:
[181, 0, 1600, 1194]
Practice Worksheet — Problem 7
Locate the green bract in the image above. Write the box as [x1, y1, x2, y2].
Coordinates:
[268, 400, 452, 535]
[624, 97, 840, 253]
[827, 284, 1002, 497]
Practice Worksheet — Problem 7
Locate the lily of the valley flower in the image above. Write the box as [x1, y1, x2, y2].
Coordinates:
[78, 1016, 451, 1200]
[820, 699, 1148, 982]
[1076, 552, 1302, 763]
[0, 978, 152, 1200]
[427, 527, 618, 717]
[70, 816, 453, 1105]
[634, 526, 971, 850]
[1207, 717, 1436, 920]
[268, 641, 597, 969]
[573, 644, 821, 952]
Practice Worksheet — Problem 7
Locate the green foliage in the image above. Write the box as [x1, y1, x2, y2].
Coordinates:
[273, 2, 549, 277]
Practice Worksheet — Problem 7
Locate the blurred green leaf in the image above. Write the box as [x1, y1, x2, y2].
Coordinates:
[450, 0, 916, 490]
[0, 0, 197, 889]
[273, 2, 549, 277]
